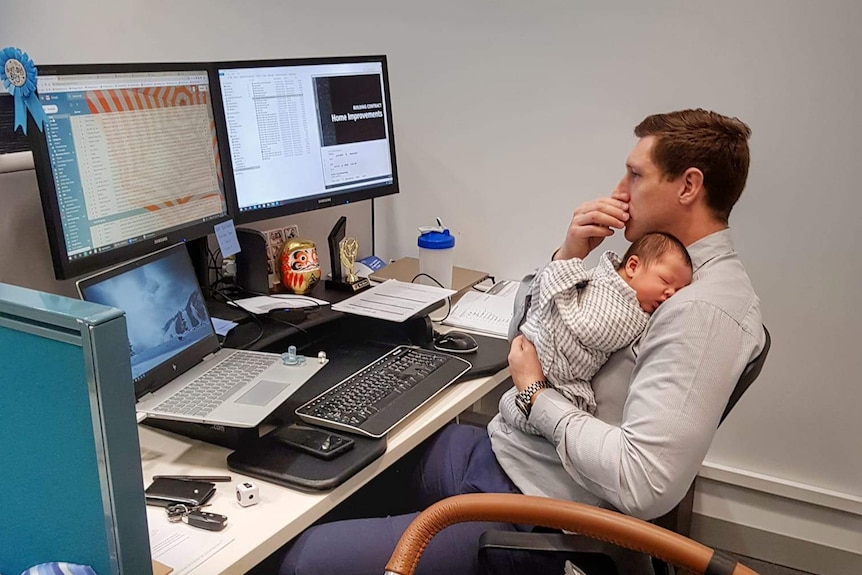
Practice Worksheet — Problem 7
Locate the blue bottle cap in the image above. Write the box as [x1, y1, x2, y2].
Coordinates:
[418, 229, 455, 249]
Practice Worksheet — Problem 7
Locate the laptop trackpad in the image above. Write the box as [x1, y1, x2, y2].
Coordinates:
[235, 380, 289, 407]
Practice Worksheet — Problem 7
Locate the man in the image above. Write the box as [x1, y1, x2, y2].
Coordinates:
[278, 109, 765, 575]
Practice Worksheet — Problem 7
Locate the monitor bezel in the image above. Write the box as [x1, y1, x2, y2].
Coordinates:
[210, 54, 400, 225]
[29, 61, 231, 280]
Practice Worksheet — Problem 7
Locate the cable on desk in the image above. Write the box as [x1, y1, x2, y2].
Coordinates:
[212, 287, 265, 350]
[267, 294, 330, 313]
[266, 311, 309, 335]
[371, 197, 377, 256]
[206, 244, 224, 289]
[411, 272, 452, 323]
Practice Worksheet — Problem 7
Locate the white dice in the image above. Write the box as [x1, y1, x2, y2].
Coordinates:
[235, 481, 260, 507]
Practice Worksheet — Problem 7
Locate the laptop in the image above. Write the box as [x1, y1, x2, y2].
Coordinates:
[77, 243, 327, 428]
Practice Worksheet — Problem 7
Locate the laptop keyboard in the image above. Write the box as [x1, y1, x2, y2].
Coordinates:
[152, 353, 276, 417]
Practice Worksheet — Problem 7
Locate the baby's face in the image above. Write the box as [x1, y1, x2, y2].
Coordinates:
[628, 253, 692, 313]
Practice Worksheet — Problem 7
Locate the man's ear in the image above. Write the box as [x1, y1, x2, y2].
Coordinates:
[679, 167, 705, 206]
[623, 255, 640, 279]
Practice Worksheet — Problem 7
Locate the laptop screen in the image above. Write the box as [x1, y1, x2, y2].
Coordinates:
[78, 244, 218, 392]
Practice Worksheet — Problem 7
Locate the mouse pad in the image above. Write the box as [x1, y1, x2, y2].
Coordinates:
[227, 425, 387, 492]
[421, 333, 509, 381]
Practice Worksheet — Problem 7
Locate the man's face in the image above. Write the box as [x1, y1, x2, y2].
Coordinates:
[615, 136, 683, 242]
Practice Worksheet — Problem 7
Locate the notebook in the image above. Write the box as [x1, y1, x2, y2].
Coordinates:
[77, 243, 326, 428]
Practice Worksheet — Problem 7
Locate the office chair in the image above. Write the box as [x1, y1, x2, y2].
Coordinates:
[384, 493, 759, 575]
[477, 325, 771, 575]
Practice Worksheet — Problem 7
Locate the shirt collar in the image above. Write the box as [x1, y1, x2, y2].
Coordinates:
[686, 228, 736, 273]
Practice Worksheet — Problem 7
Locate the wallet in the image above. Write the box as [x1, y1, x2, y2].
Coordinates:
[144, 477, 217, 508]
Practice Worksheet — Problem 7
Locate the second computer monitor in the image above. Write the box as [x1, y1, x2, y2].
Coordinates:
[212, 55, 399, 224]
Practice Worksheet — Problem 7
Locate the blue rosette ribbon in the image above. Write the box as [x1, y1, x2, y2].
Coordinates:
[1, 46, 48, 134]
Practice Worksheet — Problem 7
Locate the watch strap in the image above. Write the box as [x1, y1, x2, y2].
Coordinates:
[517, 380, 550, 416]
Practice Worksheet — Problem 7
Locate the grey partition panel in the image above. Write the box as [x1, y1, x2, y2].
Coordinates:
[0, 283, 151, 575]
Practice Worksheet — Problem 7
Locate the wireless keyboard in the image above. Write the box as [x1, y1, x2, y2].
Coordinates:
[295, 346, 472, 438]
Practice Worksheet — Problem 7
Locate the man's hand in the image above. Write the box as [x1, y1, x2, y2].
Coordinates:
[508, 335, 546, 392]
[555, 191, 630, 261]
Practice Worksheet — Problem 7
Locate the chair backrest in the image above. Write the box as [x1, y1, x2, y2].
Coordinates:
[719, 325, 771, 425]
[654, 324, 770, 539]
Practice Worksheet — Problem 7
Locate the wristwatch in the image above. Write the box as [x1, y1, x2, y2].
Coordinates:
[515, 380, 551, 417]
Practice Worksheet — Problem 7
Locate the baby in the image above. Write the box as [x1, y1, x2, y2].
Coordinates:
[518, 231, 693, 414]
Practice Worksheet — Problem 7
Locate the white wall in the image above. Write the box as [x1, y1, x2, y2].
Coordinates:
[3, 0, 861, 567]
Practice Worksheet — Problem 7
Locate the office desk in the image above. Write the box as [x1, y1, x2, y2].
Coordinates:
[140, 364, 510, 575]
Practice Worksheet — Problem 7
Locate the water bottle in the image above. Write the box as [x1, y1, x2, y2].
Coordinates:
[418, 220, 455, 288]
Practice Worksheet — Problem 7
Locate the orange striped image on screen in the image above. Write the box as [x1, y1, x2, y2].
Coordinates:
[83, 86, 223, 181]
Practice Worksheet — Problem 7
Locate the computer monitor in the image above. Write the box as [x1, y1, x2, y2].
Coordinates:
[212, 55, 399, 224]
[29, 63, 230, 280]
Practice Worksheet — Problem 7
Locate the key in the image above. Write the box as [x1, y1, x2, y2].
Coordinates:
[166, 503, 190, 522]
[184, 510, 228, 531]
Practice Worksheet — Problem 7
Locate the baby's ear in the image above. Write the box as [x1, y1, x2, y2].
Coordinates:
[623, 255, 640, 278]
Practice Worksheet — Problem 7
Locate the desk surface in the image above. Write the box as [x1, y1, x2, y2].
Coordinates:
[140, 365, 509, 574]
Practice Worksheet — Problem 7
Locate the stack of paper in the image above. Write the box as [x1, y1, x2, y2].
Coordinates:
[443, 281, 520, 338]
[331, 279, 455, 322]
[149, 513, 233, 574]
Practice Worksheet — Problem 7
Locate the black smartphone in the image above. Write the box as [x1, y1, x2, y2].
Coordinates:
[273, 424, 355, 460]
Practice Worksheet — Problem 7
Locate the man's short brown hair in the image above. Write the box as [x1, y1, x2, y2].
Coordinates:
[635, 109, 751, 223]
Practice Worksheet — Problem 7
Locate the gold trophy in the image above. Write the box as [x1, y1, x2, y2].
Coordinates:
[340, 237, 359, 284]
[336, 236, 370, 292]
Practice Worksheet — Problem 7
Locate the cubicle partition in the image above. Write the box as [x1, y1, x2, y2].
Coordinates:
[0, 283, 152, 574]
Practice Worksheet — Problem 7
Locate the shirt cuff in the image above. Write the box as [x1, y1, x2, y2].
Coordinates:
[529, 388, 579, 438]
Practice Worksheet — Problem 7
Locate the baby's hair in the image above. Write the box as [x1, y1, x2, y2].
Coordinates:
[618, 232, 693, 270]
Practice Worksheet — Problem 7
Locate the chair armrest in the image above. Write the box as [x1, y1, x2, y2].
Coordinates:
[384, 494, 755, 575]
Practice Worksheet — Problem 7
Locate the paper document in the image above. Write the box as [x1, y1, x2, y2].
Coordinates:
[443, 290, 516, 338]
[228, 295, 330, 315]
[149, 521, 233, 575]
[210, 317, 238, 336]
[486, 279, 521, 298]
[331, 279, 455, 322]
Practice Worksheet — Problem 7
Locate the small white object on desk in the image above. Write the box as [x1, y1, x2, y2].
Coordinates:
[236, 481, 260, 507]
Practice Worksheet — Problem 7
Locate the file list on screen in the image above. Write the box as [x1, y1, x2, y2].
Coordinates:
[217, 61, 394, 212]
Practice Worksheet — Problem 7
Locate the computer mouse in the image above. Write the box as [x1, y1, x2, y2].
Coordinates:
[433, 331, 479, 354]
